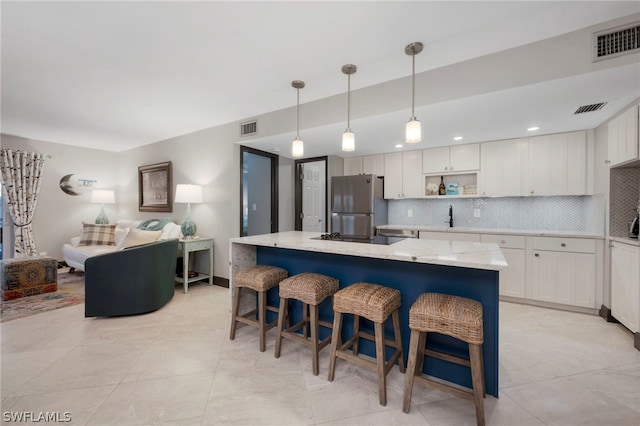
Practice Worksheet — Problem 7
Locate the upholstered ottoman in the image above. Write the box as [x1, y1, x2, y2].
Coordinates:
[1, 257, 58, 301]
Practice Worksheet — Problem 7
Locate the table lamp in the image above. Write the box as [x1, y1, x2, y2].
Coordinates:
[175, 184, 203, 239]
[91, 189, 115, 224]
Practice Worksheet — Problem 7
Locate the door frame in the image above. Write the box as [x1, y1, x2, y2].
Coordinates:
[240, 146, 279, 236]
[294, 156, 328, 231]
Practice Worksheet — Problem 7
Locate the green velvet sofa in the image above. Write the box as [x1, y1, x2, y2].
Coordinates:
[84, 239, 179, 317]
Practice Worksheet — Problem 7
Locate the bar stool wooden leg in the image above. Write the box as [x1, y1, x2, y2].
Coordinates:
[303, 303, 309, 339]
[230, 286, 242, 340]
[328, 311, 343, 382]
[374, 321, 387, 406]
[352, 314, 360, 355]
[469, 343, 486, 426]
[274, 297, 288, 358]
[416, 331, 427, 374]
[392, 310, 406, 373]
[403, 329, 422, 413]
[310, 304, 320, 375]
[258, 290, 267, 352]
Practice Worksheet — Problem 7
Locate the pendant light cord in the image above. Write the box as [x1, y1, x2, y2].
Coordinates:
[296, 87, 300, 138]
[347, 73, 351, 131]
[411, 48, 416, 118]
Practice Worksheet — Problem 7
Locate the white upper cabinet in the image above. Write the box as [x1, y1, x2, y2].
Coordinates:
[479, 138, 526, 196]
[422, 144, 480, 174]
[608, 104, 639, 167]
[527, 131, 586, 196]
[384, 151, 422, 199]
[343, 156, 363, 176]
[362, 154, 385, 176]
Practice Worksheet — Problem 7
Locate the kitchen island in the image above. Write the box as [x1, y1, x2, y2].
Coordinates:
[229, 231, 507, 396]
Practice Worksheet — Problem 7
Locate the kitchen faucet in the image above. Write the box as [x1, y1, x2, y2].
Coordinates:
[445, 204, 453, 228]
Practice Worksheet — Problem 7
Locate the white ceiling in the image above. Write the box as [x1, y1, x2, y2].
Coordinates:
[2, 1, 640, 157]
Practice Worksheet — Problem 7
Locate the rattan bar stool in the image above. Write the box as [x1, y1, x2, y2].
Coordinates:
[327, 282, 405, 406]
[402, 293, 485, 426]
[229, 265, 288, 352]
[274, 272, 339, 375]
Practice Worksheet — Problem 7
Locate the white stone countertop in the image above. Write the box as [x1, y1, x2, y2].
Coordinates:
[230, 231, 507, 272]
[377, 225, 605, 239]
[610, 236, 640, 247]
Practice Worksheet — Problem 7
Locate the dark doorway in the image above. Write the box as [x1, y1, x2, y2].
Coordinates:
[240, 146, 279, 236]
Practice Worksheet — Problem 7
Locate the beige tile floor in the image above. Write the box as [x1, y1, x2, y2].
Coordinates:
[1, 283, 639, 425]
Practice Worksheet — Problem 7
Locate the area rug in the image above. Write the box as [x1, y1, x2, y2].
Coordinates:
[0, 271, 85, 323]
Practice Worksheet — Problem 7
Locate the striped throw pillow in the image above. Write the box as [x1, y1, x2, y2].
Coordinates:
[78, 223, 116, 246]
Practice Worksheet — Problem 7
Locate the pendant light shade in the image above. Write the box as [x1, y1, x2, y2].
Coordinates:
[405, 42, 423, 144]
[291, 80, 305, 158]
[291, 137, 304, 157]
[341, 64, 357, 152]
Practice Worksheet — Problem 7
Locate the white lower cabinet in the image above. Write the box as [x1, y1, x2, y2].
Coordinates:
[611, 241, 640, 333]
[528, 236, 596, 309]
[481, 234, 526, 298]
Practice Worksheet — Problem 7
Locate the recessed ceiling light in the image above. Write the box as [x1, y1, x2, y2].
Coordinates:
[395, 144, 403, 148]
[453, 136, 463, 141]
[273, 147, 281, 152]
[527, 126, 540, 132]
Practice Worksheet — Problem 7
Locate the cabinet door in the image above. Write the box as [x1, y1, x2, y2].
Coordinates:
[499, 248, 526, 298]
[384, 153, 403, 199]
[480, 234, 526, 298]
[480, 139, 525, 196]
[363, 154, 384, 176]
[608, 105, 639, 167]
[343, 157, 363, 176]
[402, 150, 423, 198]
[528, 131, 586, 196]
[611, 242, 640, 333]
[449, 144, 479, 172]
[530, 250, 595, 308]
[422, 147, 450, 174]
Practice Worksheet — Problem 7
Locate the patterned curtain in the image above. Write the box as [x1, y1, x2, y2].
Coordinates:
[0, 149, 46, 257]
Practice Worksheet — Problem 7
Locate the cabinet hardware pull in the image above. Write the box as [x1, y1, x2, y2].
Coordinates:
[534, 253, 539, 257]
[561, 243, 566, 247]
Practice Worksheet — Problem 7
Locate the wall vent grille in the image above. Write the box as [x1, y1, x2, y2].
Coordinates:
[593, 23, 640, 61]
[240, 120, 257, 136]
[574, 102, 608, 114]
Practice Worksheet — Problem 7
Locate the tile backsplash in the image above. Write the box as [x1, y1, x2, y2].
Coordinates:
[388, 195, 605, 234]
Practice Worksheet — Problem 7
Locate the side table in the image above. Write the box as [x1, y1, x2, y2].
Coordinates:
[176, 237, 214, 293]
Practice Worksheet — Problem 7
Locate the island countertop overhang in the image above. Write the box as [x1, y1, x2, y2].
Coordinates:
[230, 231, 507, 271]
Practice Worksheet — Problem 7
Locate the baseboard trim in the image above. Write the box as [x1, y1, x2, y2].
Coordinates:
[599, 304, 619, 323]
[213, 276, 229, 288]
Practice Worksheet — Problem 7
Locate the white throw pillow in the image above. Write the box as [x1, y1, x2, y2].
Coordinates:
[159, 222, 182, 240]
[119, 229, 162, 249]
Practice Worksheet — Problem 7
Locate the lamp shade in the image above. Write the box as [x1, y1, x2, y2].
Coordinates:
[292, 138, 304, 158]
[91, 190, 115, 204]
[342, 131, 355, 152]
[406, 119, 421, 144]
[175, 184, 203, 204]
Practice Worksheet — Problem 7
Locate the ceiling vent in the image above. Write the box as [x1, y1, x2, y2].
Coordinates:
[574, 102, 608, 114]
[240, 120, 257, 136]
[593, 22, 639, 62]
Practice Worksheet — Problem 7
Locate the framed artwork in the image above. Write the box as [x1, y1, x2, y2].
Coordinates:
[138, 161, 172, 212]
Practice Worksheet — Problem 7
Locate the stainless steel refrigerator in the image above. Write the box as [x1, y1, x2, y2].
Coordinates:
[331, 174, 388, 241]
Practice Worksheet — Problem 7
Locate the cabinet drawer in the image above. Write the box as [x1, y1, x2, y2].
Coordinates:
[480, 234, 525, 249]
[529, 236, 595, 254]
[182, 240, 212, 251]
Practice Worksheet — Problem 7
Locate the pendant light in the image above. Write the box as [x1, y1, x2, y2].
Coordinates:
[405, 42, 423, 144]
[291, 80, 305, 158]
[341, 64, 357, 152]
